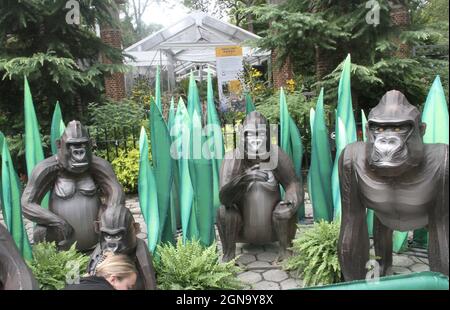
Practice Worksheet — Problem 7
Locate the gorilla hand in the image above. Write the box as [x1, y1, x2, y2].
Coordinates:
[273, 201, 295, 220]
[53, 220, 74, 250]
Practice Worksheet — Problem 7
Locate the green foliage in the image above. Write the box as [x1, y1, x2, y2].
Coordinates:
[154, 239, 243, 290]
[0, 0, 128, 132]
[283, 221, 341, 287]
[250, 0, 448, 110]
[129, 76, 152, 110]
[111, 148, 140, 193]
[256, 90, 316, 124]
[88, 99, 146, 130]
[27, 242, 90, 290]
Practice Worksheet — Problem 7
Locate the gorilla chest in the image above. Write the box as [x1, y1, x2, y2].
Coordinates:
[239, 171, 280, 244]
[50, 175, 100, 250]
[356, 168, 437, 230]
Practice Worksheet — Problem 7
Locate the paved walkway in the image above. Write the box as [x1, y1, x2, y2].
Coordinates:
[0, 195, 430, 290]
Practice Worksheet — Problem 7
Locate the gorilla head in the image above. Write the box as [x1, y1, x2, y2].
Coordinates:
[366, 90, 426, 177]
[57, 121, 92, 174]
[241, 111, 271, 161]
[96, 207, 140, 255]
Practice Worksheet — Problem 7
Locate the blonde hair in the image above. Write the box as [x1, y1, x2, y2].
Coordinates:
[95, 252, 137, 280]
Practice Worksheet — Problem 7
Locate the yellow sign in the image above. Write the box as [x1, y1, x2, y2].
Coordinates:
[215, 46, 243, 57]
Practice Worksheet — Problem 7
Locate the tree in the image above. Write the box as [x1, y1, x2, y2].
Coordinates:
[0, 0, 128, 134]
[249, 0, 447, 111]
[121, 0, 164, 43]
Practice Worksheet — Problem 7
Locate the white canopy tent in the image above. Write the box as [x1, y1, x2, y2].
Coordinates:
[124, 12, 270, 93]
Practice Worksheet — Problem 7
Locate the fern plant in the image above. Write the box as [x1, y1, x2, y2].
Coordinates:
[27, 242, 90, 290]
[154, 239, 243, 290]
[283, 220, 341, 287]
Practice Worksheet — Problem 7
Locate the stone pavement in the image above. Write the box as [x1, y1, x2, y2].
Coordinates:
[0, 194, 430, 290]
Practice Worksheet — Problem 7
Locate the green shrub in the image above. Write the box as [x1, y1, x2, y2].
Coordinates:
[154, 239, 243, 290]
[111, 148, 140, 193]
[28, 242, 90, 290]
[283, 220, 341, 287]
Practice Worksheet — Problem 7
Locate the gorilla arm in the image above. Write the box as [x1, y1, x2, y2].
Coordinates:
[272, 147, 303, 218]
[21, 156, 71, 232]
[428, 144, 449, 276]
[90, 155, 125, 209]
[337, 144, 370, 281]
[0, 224, 39, 290]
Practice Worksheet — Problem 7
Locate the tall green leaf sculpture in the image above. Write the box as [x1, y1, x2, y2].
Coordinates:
[413, 75, 449, 249]
[50, 101, 65, 155]
[172, 98, 197, 242]
[422, 76, 449, 144]
[187, 72, 202, 119]
[0, 132, 33, 260]
[307, 107, 315, 207]
[206, 72, 224, 216]
[332, 55, 356, 219]
[24, 76, 49, 209]
[362, 110, 374, 237]
[332, 116, 348, 220]
[309, 89, 333, 222]
[168, 97, 180, 236]
[155, 66, 162, 110]
[138, 127, 160, 253]
[150, 98, 175, 244]
[188, 108, 215, 246]
[245, 93, 256, 114]
[279, 88, 304, 219]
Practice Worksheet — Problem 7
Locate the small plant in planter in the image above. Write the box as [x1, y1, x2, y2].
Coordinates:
[283, 220, 341, 287]
[154, 238, 243, 290]
[27, 242, 90, 290]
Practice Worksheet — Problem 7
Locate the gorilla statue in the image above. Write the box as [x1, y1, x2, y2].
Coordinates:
[87, 206, 157, 290]
[21, 120, 125, 252]
[217, 111, 303, 262]
[0, 224, 38, 290]
[338, 90, 449, 280]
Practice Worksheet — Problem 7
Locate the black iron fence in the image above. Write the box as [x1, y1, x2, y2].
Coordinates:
[89, 122, 311, 175]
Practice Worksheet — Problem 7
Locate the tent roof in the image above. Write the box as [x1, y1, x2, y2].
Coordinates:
[124, 12, 269, 76]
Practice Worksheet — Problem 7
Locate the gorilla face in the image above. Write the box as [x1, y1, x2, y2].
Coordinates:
[244, 127, 268, 159]
[242, 111, 270, 161]
[366, 90, 425, 177]
[57, 120, 92, 174]
[97, 207, 139, 256]
[368, 121, 413, 169]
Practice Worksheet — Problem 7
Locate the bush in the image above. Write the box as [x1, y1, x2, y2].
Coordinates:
[154, 239, 243, 290]
[111, 148, 140, 193]
[28, 242, 90, 290]
[283, 220, 341, 287]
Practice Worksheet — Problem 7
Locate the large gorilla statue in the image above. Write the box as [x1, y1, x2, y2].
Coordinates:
[21, 120, 125, 252]
[217, 111, 303, 262]
[338, 90, 448, 280]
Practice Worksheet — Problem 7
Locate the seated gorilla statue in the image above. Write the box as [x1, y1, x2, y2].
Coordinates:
[21, 120, 125, 252]
[87, 206, 157, 290]
[217, 111, 303, 262]
[0, 224, 38, 290]
[338, 90, 449, 280]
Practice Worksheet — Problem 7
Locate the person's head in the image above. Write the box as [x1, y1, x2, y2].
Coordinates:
[94, 252, 138, 290]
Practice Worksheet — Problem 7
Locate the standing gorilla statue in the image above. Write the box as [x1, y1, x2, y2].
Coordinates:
[0, 224, 38, 290]
[217, 111, 303, 262]
[87, 206, 157, 290]
[21, 120, 125, 252]
[338, 90, 449, 280]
